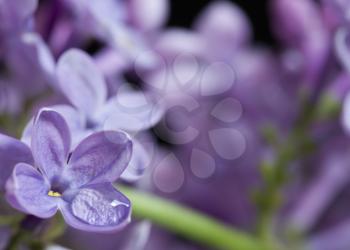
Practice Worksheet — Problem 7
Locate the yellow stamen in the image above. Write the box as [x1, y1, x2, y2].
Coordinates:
[48, 190, 62, 197]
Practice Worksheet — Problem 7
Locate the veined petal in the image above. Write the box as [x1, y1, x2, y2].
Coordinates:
[56, 49, 107, 116]
[31, 109, 71, 181]
[67, 131, 132, 188]
[0, 134, 33, 191]
[59, 183, 131, 232]
[21, 105, 85, 146]
[6, 163, 58, 218]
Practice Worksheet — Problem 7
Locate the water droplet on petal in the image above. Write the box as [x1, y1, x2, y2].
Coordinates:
[111, 199, 128, 207]
[71, 189, 128, 226]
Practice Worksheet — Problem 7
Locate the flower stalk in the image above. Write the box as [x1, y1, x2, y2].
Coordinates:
[120, 186, 267, 250]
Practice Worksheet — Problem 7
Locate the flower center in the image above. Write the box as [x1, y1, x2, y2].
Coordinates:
[48, 190, 62, 197]
[86, 118, 99, 130]
[49, 176, 70, 197]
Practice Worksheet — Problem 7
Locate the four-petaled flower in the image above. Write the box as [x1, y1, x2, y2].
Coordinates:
[6, 109, 133, 232]
[20, 49, 163, 181]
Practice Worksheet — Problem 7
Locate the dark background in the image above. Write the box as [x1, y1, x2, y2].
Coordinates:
[167, 0, 275, 45]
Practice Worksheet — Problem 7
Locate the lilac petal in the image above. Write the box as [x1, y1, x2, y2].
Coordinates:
[272, 0, 325, 46]
[194, 1, 251, 58]
[48, 19, 75, 57]
[127, 0, 169, 31]
[21, 118, 34, 146]
[199, 62, 235, 96]
[21, 105, 85, 146]
[50, 105, 88, 147]
[306, 219, 350, 250]
[271, 0, 330, 85]
[0, 0, 37, 32]
[154, 29, 206, 59]
[5, 33, 55, 97]
[342, 93, 350, 134]
[121, 140, 149, 182]
[67, 131, 132, 188]
[108, 25, 155, 66]
[0, 80, 23, 115]
[6, 163, 58, 218]
[326, 73, 350, 102]
[31, 109, 71, 181]
[323, 0, 350, 25]
[59, 183, 131, 232]
[102, 91, 164, 133]
[335, 27, 350, 73]
[94, 49, 129, 78]
[7, 32, 55, 80]
[49, 105, 85, 132]
[56, 49, 107, 116]
[63, 0, 127, 31]
[287, 160, 350, 232]
[0, 134, 33, 191]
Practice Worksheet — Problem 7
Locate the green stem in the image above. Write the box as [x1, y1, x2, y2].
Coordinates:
[255, 92, 340, 245]
[120, 186, 266, 250]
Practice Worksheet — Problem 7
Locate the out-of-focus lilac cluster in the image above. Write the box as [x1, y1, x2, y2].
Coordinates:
[1, 0, 350, 249]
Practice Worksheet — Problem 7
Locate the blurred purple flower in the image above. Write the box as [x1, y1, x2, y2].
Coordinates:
[271, 0, 330, 87]
[56, 0, 168, 66]
[48, 49, 162, 181]
[6, 109, 133, 232]
[0, 0, 56, 114]
[0, 0, 37, 35]
[322, 0, 350, 27]
[307, 218, 350, 250]
[137, 1, 295, 126]
[286, 138, 350, 233]
[194, 0, 252, 61]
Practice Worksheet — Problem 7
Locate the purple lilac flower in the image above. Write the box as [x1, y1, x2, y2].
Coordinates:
[5, 109, 133, 232]
[52, 49, 162, 181]
[20, 48, 161, 181]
